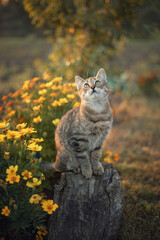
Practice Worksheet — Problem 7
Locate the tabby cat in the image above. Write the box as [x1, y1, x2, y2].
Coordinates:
[45, 68, 113, 179]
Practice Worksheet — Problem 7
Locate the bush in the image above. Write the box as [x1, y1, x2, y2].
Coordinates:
[0, 76, 78, 239]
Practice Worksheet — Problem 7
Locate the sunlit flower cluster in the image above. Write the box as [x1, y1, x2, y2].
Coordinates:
[0, 75, 79, 238]
[104, 150, 120, 163]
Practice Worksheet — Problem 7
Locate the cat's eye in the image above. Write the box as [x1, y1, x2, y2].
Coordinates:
[84, 83, 89, 89]
[95, 80, 101, 86]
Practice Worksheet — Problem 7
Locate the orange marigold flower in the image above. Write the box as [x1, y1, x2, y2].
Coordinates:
[6, 165, 18, 175]
[1, 206, 11, 216]
[0, 106, 3, 112]
[6, 130, 21, 139]
[6, 173, 20, 184]
[7, 101, 14, 107]
[114, 153, 119, 162]
[1, 95, 8, 101]
[18, 117, 25, 123]
[41, 200, 58, 214]
[33, 96, 45, 104]
[29, 194, 42, 204]
[111, 109, 115, 114]
[31, 77, 40, 82]
[33, 116, 42, 123]
[21, 170, 32, 180]
[37, 226, 48, 236]
[8, 110, 16, 118]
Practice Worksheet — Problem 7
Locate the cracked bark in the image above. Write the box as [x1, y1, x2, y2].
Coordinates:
[48, 162, 124, 240]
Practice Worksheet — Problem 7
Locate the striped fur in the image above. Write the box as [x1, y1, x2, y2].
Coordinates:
[53, 68, 113, 178]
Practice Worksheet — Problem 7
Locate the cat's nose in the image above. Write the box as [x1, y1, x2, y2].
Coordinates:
[90, 85, 95, 89]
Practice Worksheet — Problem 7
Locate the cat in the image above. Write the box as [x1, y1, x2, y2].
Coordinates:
[42, 68, 113, 179]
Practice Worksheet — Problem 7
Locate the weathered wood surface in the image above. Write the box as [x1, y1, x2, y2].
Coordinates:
[49, 162, 124, 240]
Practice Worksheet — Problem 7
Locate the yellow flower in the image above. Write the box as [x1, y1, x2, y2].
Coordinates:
[0, 121, 9, 129]
[50, 92, 59, 98]
[38, 89, 47, 95]
[21, 170, 32, 180]
[29, 194, 42, 204]
[21, 92, 28, 99]
[52, 119, 60, 126]
[8, 110, 16, 118]
[31, 77, 40, 82]
[6, 173, 20, 184]
[16, 123, 27, 131]
[41, 200, 58, 214]
[27, 143, 42, 152]
[106, 150, 112, 157]
[4, 152, 10, 159]
[72, 101, 80, 108]
[33, 105, 41, 111]
[33, 96, 45, 104]
[59, 98, 68, 104]
[104, 157, 112, 163]
[51, 100, 61, 107]
[36, 234, 43, 240]
[40, 173, 45, 180]
[0, 134, 6, 142]
[33, 116, 42, 123]
[22, 80, 30, 90]
[30, 138, 44, 144]
[6, 130, 21, 139]
[45, 81, 53, 88]
[26, 178, 41, 188]
[1, 206, 11, 216]
[52, 77, 62, 83]
[24, 98, 31, 104]
[6, 165, 18, 175]
[37, 226, 48, 236]
[25, 127, 37, 134]
[67, 94, 76, 100]
[51, 85, 62, 91]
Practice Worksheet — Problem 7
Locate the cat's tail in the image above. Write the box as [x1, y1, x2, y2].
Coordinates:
[39, 160, 67, 173]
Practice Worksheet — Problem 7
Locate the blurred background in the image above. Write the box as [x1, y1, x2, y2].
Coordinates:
[0, 0, 160, 239]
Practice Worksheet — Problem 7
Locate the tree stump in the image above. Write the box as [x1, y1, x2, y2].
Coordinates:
[48, 163, 124, 240]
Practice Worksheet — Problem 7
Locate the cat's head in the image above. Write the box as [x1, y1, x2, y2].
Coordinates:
[75, 68, 109, 103]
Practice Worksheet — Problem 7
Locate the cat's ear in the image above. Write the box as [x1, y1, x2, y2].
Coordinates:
[75, 76, 85, 91]
[96, 68, 107, 82]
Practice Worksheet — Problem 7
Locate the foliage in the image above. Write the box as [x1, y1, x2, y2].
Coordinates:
[137, 69, 160, 96]
[0, 75, 79, 239]
[22, 0, 160, 80]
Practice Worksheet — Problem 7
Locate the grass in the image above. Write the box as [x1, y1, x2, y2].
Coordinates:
[104, 96, 160, 239]
[0, 37, 52, 95]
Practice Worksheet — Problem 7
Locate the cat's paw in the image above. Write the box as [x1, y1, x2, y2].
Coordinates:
[93, 163, 104, 176]
[81, 167, 92, 179]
